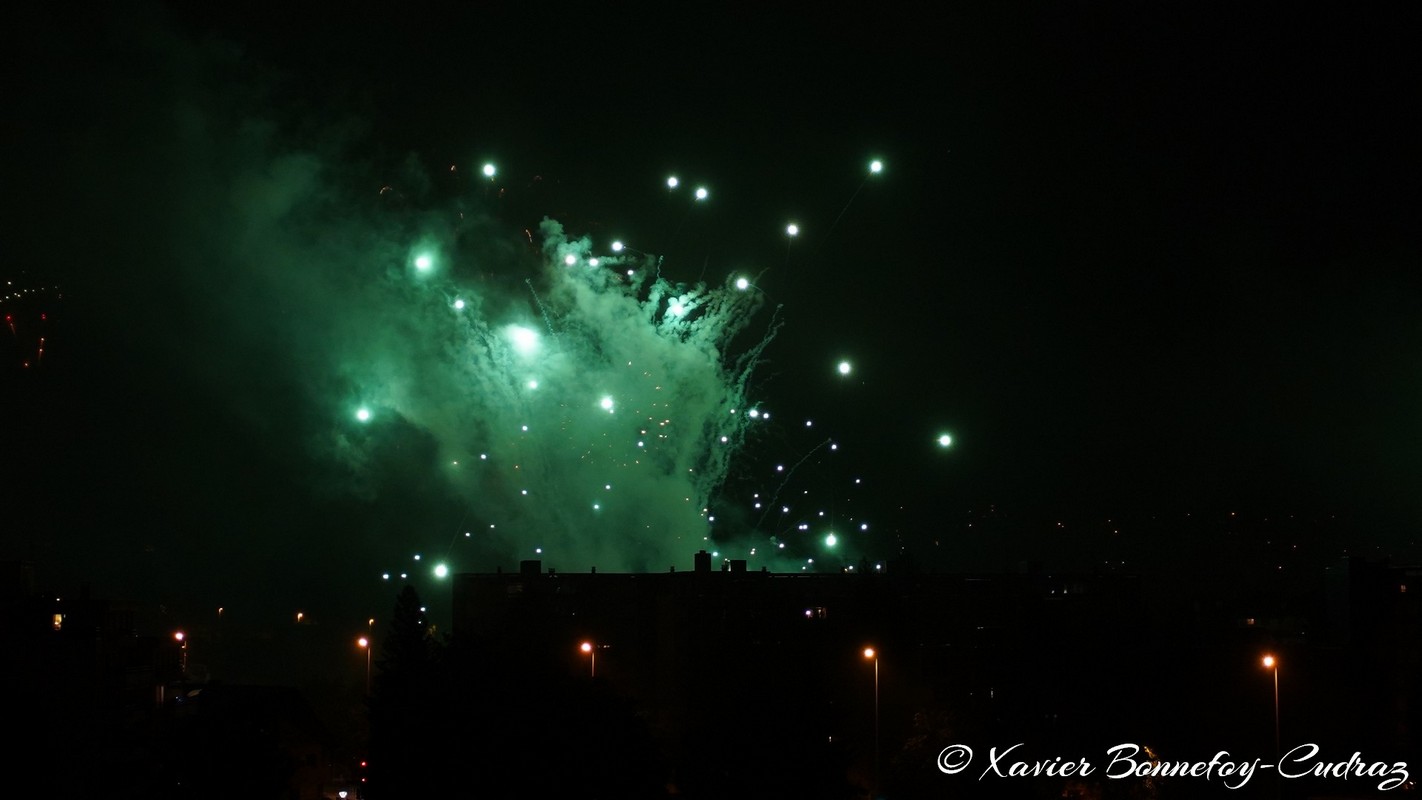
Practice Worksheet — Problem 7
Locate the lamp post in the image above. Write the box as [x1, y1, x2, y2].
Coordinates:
[174, 631, 188, 678]
[358, 637, 371, 695]
[580, 641, 596, 678]
[1262, 655, 1279, 758]
[864, 646, 879, 797]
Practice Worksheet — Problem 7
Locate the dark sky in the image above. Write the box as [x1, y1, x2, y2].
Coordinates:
[4, 3, 1421, 641]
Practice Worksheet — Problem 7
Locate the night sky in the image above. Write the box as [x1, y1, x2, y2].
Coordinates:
[4, 4, 1421, 642]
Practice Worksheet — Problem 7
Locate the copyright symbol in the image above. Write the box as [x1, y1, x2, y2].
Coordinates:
[937, 744, 973, 774]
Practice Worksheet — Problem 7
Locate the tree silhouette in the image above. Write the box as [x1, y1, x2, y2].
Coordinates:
[365, 584, 446, 798]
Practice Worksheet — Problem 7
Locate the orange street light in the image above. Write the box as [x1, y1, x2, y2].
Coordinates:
[864, 646, 879, 796]
[1262, 654, 1280, 758]
[358, 636, 372, 695]
[579, 641, 595, 677]
[174, 631, 188, 677]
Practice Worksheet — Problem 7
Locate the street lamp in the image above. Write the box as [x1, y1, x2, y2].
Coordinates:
[863, 646, 879, 797]
[174, 631, 188, 678]
[1262, 655, 1279, 758]
[579, 641, 596, 677]
[358, 637, 371, 695]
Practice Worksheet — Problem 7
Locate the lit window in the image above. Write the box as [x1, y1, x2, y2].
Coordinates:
[52, 613, 63, 631]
